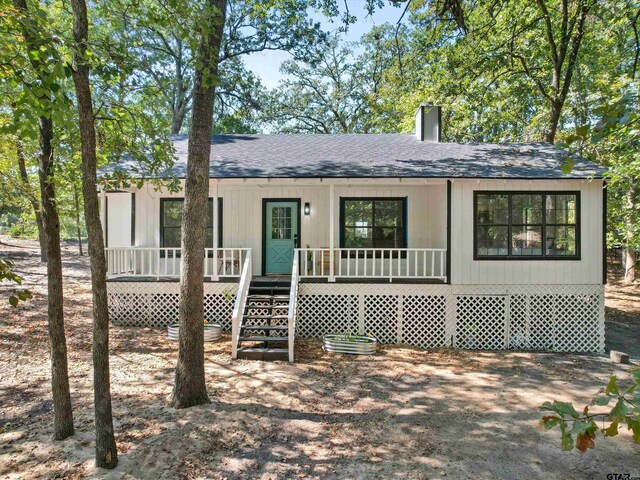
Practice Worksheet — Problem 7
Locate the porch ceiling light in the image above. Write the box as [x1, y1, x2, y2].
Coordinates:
[304, 202, 310, 215]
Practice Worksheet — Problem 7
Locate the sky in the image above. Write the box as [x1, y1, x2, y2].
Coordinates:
[244, 1, 408, 89]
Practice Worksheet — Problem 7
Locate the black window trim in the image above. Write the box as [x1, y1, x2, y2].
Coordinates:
[473, 190, 581, 261]
[159, 198, 222, 257]
[339, 196, 408, 258]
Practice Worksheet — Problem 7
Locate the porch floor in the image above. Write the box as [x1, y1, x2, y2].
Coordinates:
[106, 275, 447, 284]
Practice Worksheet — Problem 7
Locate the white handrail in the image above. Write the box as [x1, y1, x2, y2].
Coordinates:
[287, 251, 299, 362]
[296, 248, 447, 282]
[231, 250, 252, 359]
[104, 247, 250, 279]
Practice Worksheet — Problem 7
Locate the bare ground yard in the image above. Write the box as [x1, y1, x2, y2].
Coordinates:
[0, 237, 639, 480]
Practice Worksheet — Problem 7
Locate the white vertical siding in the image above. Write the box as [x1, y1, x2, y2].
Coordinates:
[127, 180, 448, 276]
[108, 177, 604, 284]
[106, 192, 132, 247]
[450, 179, 604, 285]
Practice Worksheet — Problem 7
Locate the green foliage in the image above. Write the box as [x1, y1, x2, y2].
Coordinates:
[374, 0, 634, 142]
[263, 25, 404, 134]
[560, 92, 640, 252]
[0, 258, 32, 306]
[264, 36, 365, 133]
[540, 372, 640, 452]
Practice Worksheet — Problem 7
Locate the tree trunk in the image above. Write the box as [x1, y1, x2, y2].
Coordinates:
[624, 249, 636, 283]
[13, 104, 47, 262]
[625, 187, 637, 284]
[73, 186, 83, 256]
[170, 37, 188, 135]
[546, 100, 563, 144]
[171, 0, 226, 409]
[531, 0, 590, 144]
[171, 107, 187, 135]
[70, 0, 118, 468]
[13, 0, 74, 441]
[39, 115, 75, 441]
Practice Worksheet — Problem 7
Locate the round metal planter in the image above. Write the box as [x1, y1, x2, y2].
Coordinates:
[323, 334, 377, 355]
[167, 323, 222, 342]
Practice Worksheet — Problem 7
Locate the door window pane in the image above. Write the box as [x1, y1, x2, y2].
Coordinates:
[271, 206, 292, 240]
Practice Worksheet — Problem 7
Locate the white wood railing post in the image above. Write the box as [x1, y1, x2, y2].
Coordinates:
[329, 184, 335, 282]
[100, 189, 106, 246]
[104, 247, 447, 282]
[288, 250, 299, 362]
[231, 249, 252, 360]
[212, 183, 219, 281]
[156, 248, 160, 280]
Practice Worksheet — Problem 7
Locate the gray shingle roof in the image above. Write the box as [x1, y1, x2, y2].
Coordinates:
[102, 133, 606, 179]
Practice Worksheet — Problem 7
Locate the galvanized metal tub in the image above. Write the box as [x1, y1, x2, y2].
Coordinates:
[323, 334, 377, 355]
[168, 323, 222, 342]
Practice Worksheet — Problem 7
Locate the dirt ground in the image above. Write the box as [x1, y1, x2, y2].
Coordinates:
[0, 237, 639, 480]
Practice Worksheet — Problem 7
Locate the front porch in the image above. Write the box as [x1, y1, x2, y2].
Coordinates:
[105, 245, 605, 356]
[105, 247, 448, 283]
[105, 246, 450, 362]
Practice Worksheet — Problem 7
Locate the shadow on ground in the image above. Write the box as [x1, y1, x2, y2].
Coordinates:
[0, 237, 639, 479]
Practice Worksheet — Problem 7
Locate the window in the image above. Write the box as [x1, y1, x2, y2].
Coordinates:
[340, 198, 407, 251]
[271, 206, 292, 239]
[160, 198, 223, 250]
[474, 192, 579, 259]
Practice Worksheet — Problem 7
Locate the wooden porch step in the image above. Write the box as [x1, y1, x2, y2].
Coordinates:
[244, 304, 289, 310]
[235, 279, 293, 361]
[249, 286, 290, 293]
[239, 336, 288, 342]
[242, 325, 288, 331]
[247, 295, 290, 301]
[237, 347, 288, 353]
[243, 314, 288, 320]
[237, 347, 288, 360]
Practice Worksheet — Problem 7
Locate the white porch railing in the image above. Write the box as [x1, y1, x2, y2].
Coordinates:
[104, 247, 251, 280]
[295, 248, 447, 282]
[287, 251, 299, 362]
[231, 250, 252, 359]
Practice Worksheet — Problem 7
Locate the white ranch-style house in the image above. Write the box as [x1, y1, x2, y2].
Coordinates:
[101, 104, 607, 361]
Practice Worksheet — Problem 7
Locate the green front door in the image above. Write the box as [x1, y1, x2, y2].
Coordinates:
[265, 201, 298, 275]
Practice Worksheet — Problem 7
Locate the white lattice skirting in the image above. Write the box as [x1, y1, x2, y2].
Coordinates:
[107, 282, 605, 353]
[107, 282, 237, 329]
[297, 283, 605, 353]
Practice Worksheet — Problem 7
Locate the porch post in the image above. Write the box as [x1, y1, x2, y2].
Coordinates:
[329, 183, 335, 282]
[446, 179, 452, 284]
[100, 188, 108, 276]
[100, 188, 107, 246]
[212, 181, 219, 281]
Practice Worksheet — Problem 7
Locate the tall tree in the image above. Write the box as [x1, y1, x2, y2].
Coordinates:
[11, 102, 47, 261]
[69, 0, 118, 467]
[265, 36, 378, 133]
[10, 0, 74, 440]
[385, 0, 616, 143]
[102, 0, 326, 135]
[171, 0, 227, 408]
[565, 92, 640, 283]
[516, 0, 593, 143]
